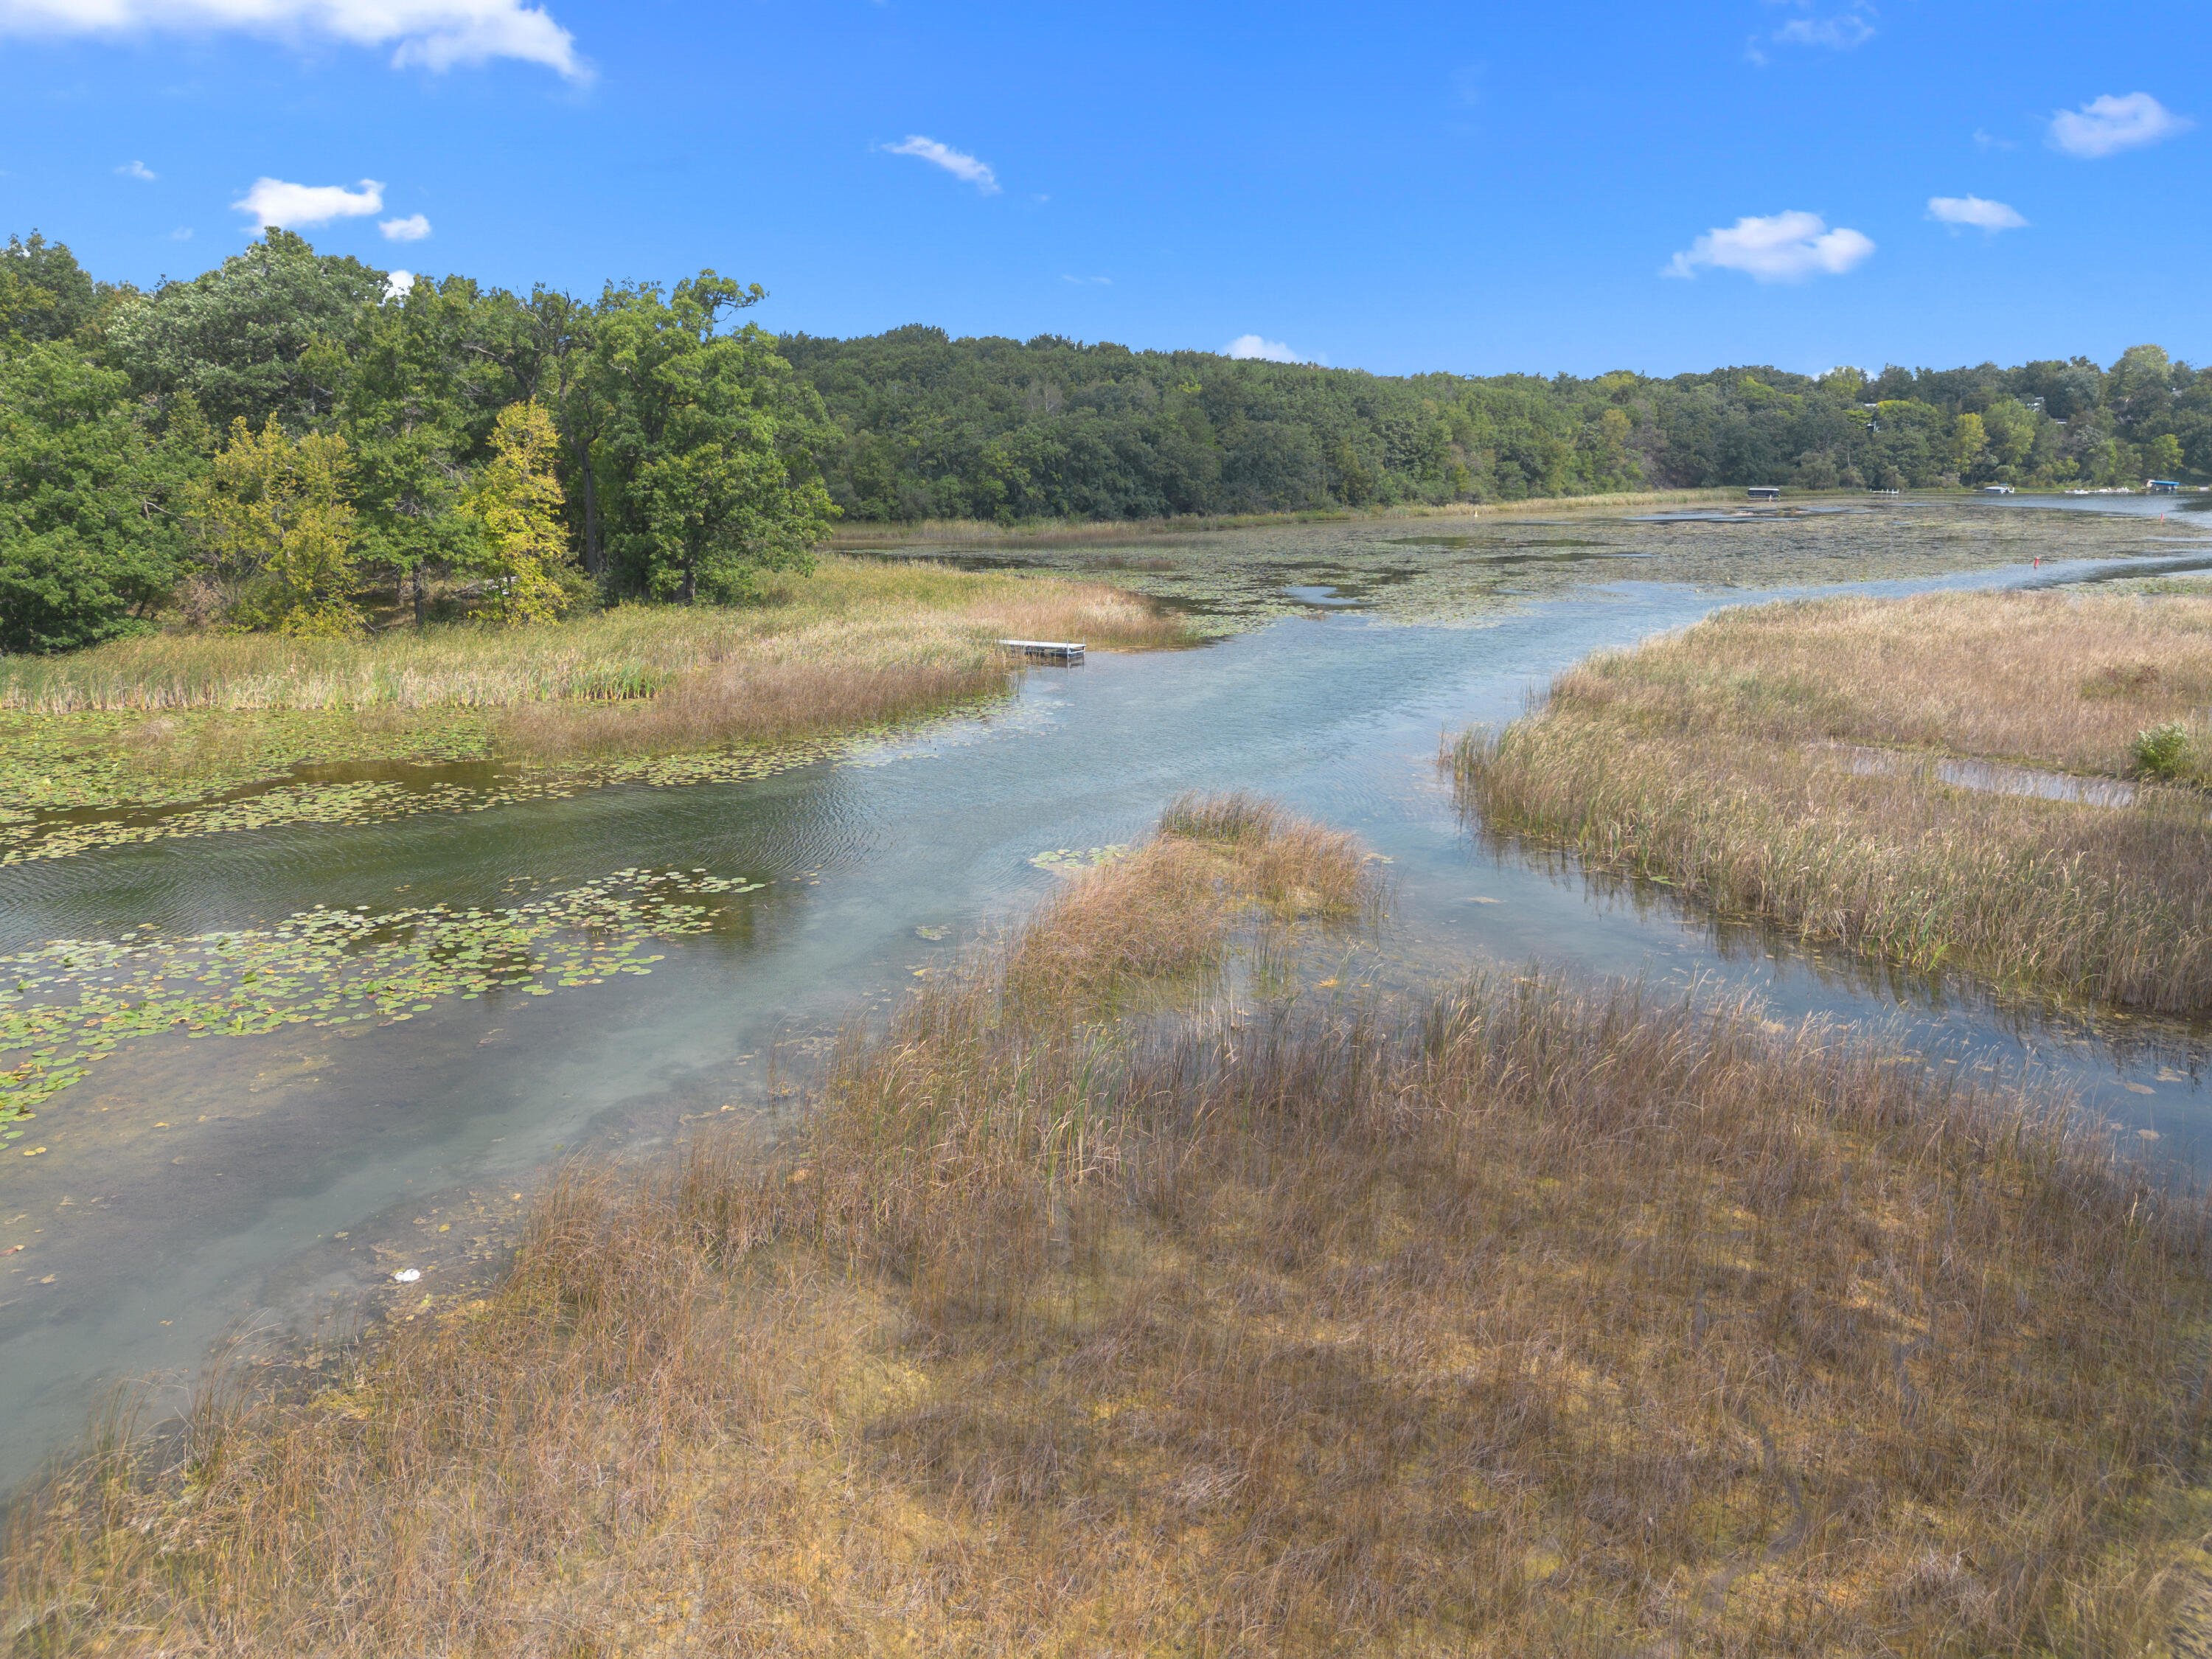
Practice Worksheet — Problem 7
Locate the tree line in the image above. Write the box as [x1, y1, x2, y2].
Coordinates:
[5, 227, 2207, 654]
[1, 231, 834, 653]
[787, 328, 2210, 524]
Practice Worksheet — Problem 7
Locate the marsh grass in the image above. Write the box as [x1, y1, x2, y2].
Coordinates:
[0, 557, 1192, 717]
[1551, 590, 2212, 784]
[1, 560, 1193, 808]
[1454, 592, 2212, 1013]
[495, 660, 1009, 760]
[9, 801, 2207, 1657]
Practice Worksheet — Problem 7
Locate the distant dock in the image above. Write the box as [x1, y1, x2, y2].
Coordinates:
[999, 639, 1085, 663]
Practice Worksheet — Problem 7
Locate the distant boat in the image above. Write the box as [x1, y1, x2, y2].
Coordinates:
[1978, 484, 2015, 495]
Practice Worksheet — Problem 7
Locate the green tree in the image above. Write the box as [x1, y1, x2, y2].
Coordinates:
[102, 230, 385, 431]
[1951, 411, 1989, 479]
[198, 417, 363, 636]
[467, 400, 571, 624]
[0, 341, 195, 653]
[594, 274, 837, 603]
[342, 273, 536, 623]
[2, 233, 104, 343]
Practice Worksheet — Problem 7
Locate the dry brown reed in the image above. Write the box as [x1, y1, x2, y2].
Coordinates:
[0, 558, 1192, 717]
[8, 801, 2206, 1657]
[999, 791, 1379, 1014]
[1455, 592, 2212, 1012]
[495, 659, 1009, 759]
[1561, 589, 2212, 781]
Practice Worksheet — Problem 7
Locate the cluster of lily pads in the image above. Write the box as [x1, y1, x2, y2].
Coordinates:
[0, 729, 865, 869]
[1029, 845, 1130, 872]
[0, 867, 764, 1141]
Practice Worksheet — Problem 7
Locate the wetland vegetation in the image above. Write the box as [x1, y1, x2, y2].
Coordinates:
[1453, 590, 2212, 1013]
[0, 557, 1190, 867]
[10, 798, 2210, 1655]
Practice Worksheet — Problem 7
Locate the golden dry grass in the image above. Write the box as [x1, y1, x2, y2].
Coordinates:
[0, 557, 1194, 716]
[7, 799, 2208, 1657]
[1454, 592, 2212, 1012]
[1565, 590, 2212, 781]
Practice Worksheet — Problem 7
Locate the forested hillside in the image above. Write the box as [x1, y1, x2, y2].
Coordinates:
[4, 226, 2207, 655]
[787, 327, 2212, 521]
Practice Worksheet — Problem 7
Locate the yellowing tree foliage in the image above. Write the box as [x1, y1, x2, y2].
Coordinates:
[469, 400, 569, 625]
[198, 418, 364, 636]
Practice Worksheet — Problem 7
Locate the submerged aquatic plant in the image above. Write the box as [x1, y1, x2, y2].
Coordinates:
[0, 869, 764, 1137]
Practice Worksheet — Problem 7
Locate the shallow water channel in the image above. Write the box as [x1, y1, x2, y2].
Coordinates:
[6, 515, 2212, 1493]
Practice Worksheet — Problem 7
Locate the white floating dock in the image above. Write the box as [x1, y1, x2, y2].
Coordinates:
[998, 638, 1085, 663]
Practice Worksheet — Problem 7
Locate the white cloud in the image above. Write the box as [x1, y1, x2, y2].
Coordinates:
[1972, 128, 2015, 151]
[383, 270, 415, 299]
[1927, 195, 2027, 232]
[0, 0, 583, 78]
[168, 226, 192, 239]
[1061, 274, 1110, 285]
[884, 135, 999, 194]
[1663, 210, 1874, 282]
[379, 212, 431, 240]
[1773, 11, 1873, 49]
[234, 175, 382, 229]
[116, 159, 156, 181]
[2048, 92, 2194, 159]
[1224, 334, 1311, 364]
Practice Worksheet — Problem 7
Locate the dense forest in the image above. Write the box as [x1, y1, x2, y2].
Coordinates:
[789, 328, 2210, 522]
[4, 228, 2207, 654]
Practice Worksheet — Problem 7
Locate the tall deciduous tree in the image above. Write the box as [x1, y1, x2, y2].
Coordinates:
[102, 230, 385, 432]
[198, 418, 363, 636]
[0, 341, 198, 653]
[467, 400, 570, 624]
[593, 274, 837, 603]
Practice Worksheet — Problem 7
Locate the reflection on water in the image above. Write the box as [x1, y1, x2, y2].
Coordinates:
[5, 524, 2212, 1491]
[1821, 743, 2150, 808]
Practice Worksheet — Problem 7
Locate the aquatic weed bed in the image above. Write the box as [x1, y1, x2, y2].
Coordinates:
[0, 868, 765, 1142]
[0, 695, 1020, 869]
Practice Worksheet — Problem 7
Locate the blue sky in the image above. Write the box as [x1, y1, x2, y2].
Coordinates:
[0, 0, 2201, 378]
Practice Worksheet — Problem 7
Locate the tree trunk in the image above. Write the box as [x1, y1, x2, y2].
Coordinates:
[681, 553, 696, 605]
[580, 448, 602, 578]
[411, 565, 425, 628]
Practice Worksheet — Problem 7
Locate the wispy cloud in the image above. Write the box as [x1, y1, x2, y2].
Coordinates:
[2048, 92, 2194, 159]
[379, 212, 431, 240]
[1061, 274, 1110, 286]
[1224, 334, 1318, 364]
[168, 226, 192, 240]
[1748, 0, 1874, 62]
[1663, 210, 1874, 282]
[884, 135, 999, 194]
[116, 159, 156, 181]
[233, 176, 383, 230]
[0, 0, 582, 75]
[1927, 195, 2027, 232]
[1972, 128, 2015, 151]
[1773, 10, 1873, 49]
